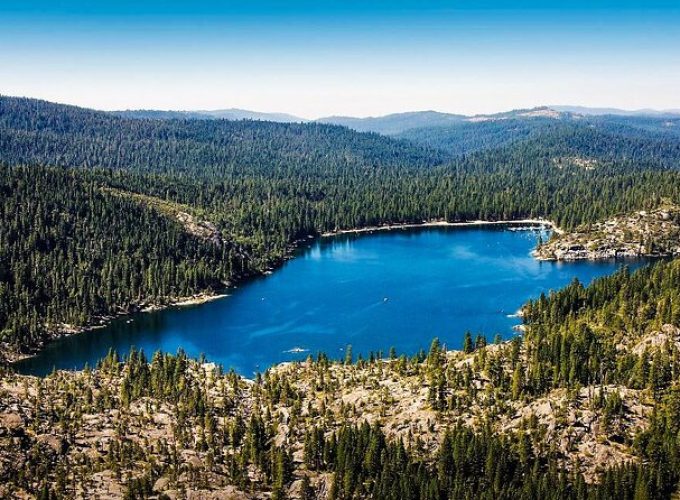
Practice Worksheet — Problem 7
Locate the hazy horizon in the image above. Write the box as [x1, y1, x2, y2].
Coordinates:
[108, 103, 680, 121]
[5, 95, 680, 122]
[2, 1, 680, 117]
[8, 96, 680, 122]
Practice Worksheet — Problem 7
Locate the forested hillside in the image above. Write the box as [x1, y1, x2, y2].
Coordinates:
[0, 167, 242, 355]
[0, 96, 443, 177]
[1, 97, 680, 358]
[398, 115, 680, 163]
[395, 118, 553, 155]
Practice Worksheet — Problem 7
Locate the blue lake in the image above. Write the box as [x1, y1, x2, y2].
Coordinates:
[17, 225, 642, 376]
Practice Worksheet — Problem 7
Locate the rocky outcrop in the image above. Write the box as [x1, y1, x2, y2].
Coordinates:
[536, 205, 680, 261]
[176, 211, 225, 245]
[0, 339, 659, 498]
[629, 324, 680, 355]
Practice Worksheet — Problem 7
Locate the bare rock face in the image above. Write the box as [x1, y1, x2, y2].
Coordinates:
[313, 472, 334, 499]
[176, 212, 226, 247]
[500, 385, 650, 483]
[536, 205, 680, 261]
[36, 433, 67, 454]
[153, 476, 171, 492]
[184, 487, 254, 499]
[0, 412, 23, 433]
[631, 324, 680, 355]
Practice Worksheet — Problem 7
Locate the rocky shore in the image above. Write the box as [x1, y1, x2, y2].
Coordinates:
[535, 205, 680, 261]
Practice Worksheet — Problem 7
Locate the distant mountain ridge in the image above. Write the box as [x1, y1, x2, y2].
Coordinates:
[111, 104, 680, 135]
[112, 105, 577, 135]
[551, 105, 680, 117]
[112, 108, 308, 123]
[315, 107, 578, 134]
[315, 110, 467, 135]
[6, 96, 679, 163]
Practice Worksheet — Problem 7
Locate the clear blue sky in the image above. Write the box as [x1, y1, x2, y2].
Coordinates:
[1, 1, 679, 117]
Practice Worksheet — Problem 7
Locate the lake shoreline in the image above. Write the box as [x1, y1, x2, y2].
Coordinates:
[8, 218, 559, 370]
[6, 293, 229, 365]
[320, 218, 561, 237]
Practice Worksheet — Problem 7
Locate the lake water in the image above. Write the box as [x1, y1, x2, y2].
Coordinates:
[17, 225, 642, 376]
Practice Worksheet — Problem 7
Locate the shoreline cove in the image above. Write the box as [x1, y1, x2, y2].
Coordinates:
[9, 218, 559, 368]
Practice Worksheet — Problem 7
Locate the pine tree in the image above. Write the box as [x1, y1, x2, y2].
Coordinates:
[463, 331, 474, 354]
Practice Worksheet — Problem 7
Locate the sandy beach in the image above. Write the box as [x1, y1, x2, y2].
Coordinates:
[141, 293, 229, 312]
[321, 218, 562, 237]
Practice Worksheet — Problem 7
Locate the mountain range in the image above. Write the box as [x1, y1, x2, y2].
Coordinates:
[4, 96, 679, 165]
[113, 108, 306, 123]
[111, 104, 680, 135]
